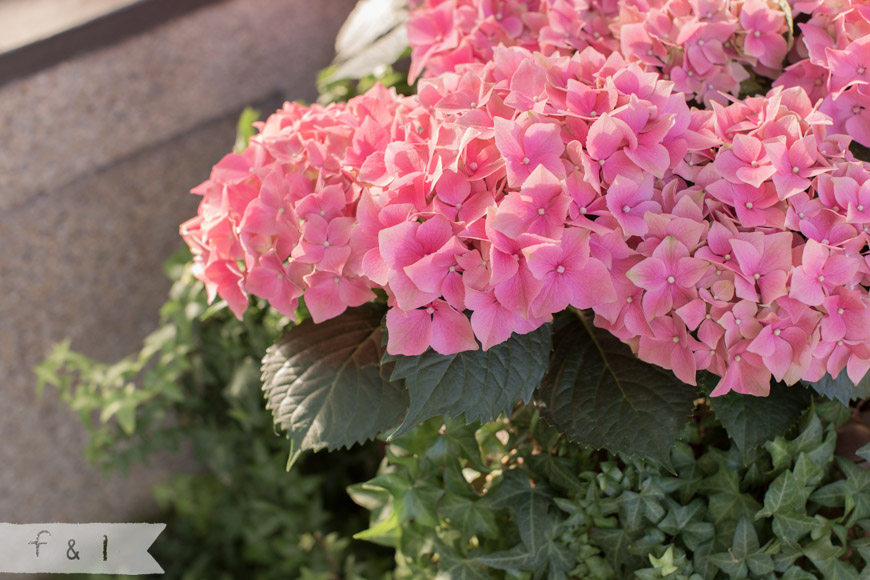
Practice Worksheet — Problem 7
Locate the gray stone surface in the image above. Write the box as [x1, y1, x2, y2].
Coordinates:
[0, 0, 355, 529]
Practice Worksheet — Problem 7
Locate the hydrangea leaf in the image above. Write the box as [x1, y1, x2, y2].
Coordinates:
[707, 378, 813, 454]
[261, 306, 409, 467]
[535, 311, 696, 470]
[804, 370, 870, 405]
[383, 324, 552, 438]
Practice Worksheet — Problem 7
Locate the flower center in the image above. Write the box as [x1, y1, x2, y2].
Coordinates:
[854, 106, 863, 115]
[750, 160, 758, 167]
[622, 204, 631, 213]
[538, 207, 546, 215]
[556, 265, 566, 273]
[817, 275, 825, 282]
[522, 156, 530, 165]
[426, 306, 435, 314]
[792, 166, 800, 173]
[333, 277, 341, 284]
[745, 202, 753, 209]
[734, 354, 742, 362]
[626, 296, 633, 303]
[753, 273, 760, 280]
[698, 39, 705, 46]
[667, 275, 675, 284]
[773, 328, 781, 336]
[469, 162, 478, 171]
[672, 336, 680, 343]
[859, 66, 867, 75]
[753, 30, 761, 37]
[838, 307, 845, 314]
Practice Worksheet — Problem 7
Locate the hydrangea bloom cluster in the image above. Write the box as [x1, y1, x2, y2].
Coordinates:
[774, 0, 870, 146]
[407, 0, 795, 106]
[182, 0, 870, 397]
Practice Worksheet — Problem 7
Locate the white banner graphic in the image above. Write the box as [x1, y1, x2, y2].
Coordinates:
[0, 523, 165, 574]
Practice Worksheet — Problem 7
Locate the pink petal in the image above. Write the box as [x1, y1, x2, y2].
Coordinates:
[386, 307, 431, 356]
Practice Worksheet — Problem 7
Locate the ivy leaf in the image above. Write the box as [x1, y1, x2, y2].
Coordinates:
[479, 470, 576, 579]
[707, 378, 812, 454]
[384, 324, 552, 438]
[590, 528, 646, 578]
[857, 443, 870, 463]
[261, 306, 409, 467]
[535, 311, 696, 470]
[435, 545, 491, 580]
[438, 493, 499, 539]
[804, 370, 870, 405]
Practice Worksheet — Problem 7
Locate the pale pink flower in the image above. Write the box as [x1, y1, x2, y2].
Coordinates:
[386, 300, 478, 356]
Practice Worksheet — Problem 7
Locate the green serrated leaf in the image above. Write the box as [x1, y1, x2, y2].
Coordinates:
[535, 311, 696, 470]
[707, 380, 812, 454]
[804, 369, 870, 405]
[385, 324, 552, 438]
[261, 307, 409, 467]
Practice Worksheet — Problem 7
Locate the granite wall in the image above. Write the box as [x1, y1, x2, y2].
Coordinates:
[0, 0, 356, 526]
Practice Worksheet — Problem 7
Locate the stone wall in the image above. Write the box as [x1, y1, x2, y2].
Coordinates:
[0, 0, 356, 526]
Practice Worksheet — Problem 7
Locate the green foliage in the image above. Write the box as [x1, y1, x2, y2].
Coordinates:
[316, 59, 414, 105]
[805, 371, 870, 406]
[706, 376, 814, 454]
[36, 248, 394, 579]
[261, 305, 408, 467]
[352, 400, 870, 579]
[233, 106, 261, 153]
[384, 323, 552, 438]
[536, 311, 697, 470]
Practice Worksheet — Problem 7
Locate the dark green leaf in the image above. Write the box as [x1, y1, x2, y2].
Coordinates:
[261, 307, 409, 467]
[757, 472, 802, 518]
[536, 312, 696, 469]
[804, 369, 870, 405]
[435, 545, 491, 580]
[478, 470, 575, 579]
[850, 141, 870, 163]
[438, 494, 499, 538]
[731, 517, 759, 560]
[385, 324, 552, 438]
[707, 380, 812, 454]
[589, 527, 646, 578]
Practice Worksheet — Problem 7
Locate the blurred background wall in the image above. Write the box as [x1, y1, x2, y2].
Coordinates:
[0, 0, 356, 525]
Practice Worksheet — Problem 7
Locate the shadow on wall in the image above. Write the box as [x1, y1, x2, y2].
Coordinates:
[0, 0, 357, 526]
